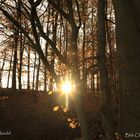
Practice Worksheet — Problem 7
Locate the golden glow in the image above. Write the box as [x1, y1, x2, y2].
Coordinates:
[53, 106, 59, 112]
[61, 81, 72, 94]
[60, 79, 73, 110]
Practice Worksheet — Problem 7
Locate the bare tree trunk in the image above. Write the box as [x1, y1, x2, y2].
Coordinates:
[27, 47, 30, 89]
[35, 56, 40, 90]
[44, 7, 50, 91]
[12, 30, 18, 89]
[44, 32, 49, 91]
[32, 51, 37, 90]
[60, 1, 91, 139]
[97, 0, 115, 139]
[12, 1, 20, 89]
[17, 0, 23, 90]
[113, 0, 140, 136]
[18, 33, 24, 89]
[44, 42, 48, 91]
[7, 48, 14, 88]
[70, 22, 91, 140]
[82, 21, 87, 93]
[0, 52, 6, 88]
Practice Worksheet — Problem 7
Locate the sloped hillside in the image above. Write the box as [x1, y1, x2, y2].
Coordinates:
[0, 88, 102, 140]
[0, 89, 82, 140]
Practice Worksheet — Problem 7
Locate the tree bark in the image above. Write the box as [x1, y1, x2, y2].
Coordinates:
[32, 51, 37, 90]
[18, 0, 23, 90]
[35, 56, 40, 90]
[7, 48, 14, 88]
[113, 0, 140, 136]
[12, 30, 18, 89]
[70, 23, 91, 140]
[97, 0, 115, 139]
[18, 33, 24, 89]
[27, 47, 31, 90]
[0, 52, 6, 88]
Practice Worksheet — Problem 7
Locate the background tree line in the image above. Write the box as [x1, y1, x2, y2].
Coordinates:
[0, 0, 117, 93]
[0, 0, 118, 139]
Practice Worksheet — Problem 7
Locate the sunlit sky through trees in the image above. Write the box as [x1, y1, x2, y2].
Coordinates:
[0, 0, 116, 94]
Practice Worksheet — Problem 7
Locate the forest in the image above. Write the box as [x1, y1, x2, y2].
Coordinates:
[0, 0, 140, 140]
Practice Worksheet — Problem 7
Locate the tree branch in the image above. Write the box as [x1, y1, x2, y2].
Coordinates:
[0, 6, 59, 81]
[33, 8, 71, 68]
[75, 0, 81, 28]
[47, 0, 70, 22]
[34, 0, 43, 7]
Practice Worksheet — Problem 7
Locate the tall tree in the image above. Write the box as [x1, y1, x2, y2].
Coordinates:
[97, 0, 115, 139]
[12, 28, 18, 89]
[113, 0, 140, 136]
[27, 47, 31, 89]
[32, 51, 37, 90]
[7, 48, 14, 88]
[35, 56, 40, 90]
[0, 51, 6, 88]
[12, 1, 20, 89]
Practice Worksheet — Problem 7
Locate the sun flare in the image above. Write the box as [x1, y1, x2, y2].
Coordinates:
[61, 81, 72, 94]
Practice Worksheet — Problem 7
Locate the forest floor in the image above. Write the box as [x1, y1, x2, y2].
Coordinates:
[0, 88, 103, 140]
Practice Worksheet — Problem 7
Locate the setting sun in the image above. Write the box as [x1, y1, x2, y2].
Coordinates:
[61, 81, 72, 94]
[61, 80, 73, 110]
